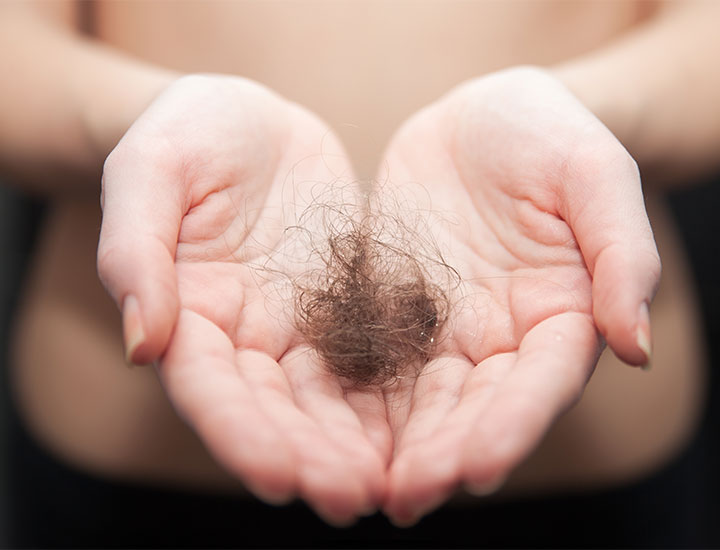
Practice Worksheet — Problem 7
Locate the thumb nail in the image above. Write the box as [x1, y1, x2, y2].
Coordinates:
[636, 301, 652, 366]
[464, 475, 506, 497]
[123, 294, 146, 365]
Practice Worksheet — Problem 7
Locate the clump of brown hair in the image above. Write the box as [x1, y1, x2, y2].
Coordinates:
[292, 183, 455, 388]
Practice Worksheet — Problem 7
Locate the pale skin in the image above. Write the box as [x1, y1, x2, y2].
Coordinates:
[99, 68, 658, 525]
[100, 75, 390, 522]
[379, 68, 659, 523]
[2, 0, 719, 529]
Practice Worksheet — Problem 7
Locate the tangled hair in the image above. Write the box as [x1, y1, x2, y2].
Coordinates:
[291, 182, 456, 388]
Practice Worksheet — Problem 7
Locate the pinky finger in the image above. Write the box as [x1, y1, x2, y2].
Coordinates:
[461, 312, 601, 492]
[159, 309, 298, 504]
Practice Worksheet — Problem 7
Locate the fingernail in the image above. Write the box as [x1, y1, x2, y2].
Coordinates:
[400, 491, 449, 527]
[123, 295, 145, 365]
[254, 488, 294, 507]
[318, 511, 358, 528]
[464, 476, 506, 497]
[358, 500, 377, 517]
[636, 302, 652, 366]
[389, 512, 421, 528]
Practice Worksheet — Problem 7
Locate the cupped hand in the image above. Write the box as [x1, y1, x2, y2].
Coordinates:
[97, 75, 388, 524]
[377, 67, 661, 524]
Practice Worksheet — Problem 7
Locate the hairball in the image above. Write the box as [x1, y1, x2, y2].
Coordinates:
[292, 186, 455, 388]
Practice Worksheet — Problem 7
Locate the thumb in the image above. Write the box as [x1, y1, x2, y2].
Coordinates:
[97, 144, 185, 365]
[562, 149, 661, 366]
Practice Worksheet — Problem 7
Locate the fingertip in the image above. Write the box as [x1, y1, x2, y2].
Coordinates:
[126, 264, 180, 365]
[99, 234, 180, 365]
[315, 509, 360, 528]
[365, 468, 388, 515]
[460, 454, 506, 498]
[463, 475, 506, 497]
[122, 294, 146, 364]
[384, 482, 451, 527]
[591, 245, 659, 367]
[246, 478, 297, 507]
[601, 300, 653, 367]
[359, 499, 380, 518]
[304, 476, 366, 527]
[383, 449, 458, 526]
[216, 422, 299, 509]
[459, 405, 541, 494]
[124, 290, 179, 365]
[388, 513, 421, 529]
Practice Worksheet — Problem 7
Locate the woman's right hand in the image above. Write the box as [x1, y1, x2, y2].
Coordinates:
[97, 75, 388, 524]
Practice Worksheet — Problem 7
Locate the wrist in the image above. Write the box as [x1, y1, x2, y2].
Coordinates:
[77, 46, 180, 169]
[550, 60, 644, 159]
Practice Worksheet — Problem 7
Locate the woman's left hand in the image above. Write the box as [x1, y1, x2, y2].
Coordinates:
[376, 67, 660, 525]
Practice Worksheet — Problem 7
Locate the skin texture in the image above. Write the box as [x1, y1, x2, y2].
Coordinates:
[0, 0, 714, 535]
[378, 67, 659, 523]
[99, 75, 389, 524]
[98, 68, 660, 525]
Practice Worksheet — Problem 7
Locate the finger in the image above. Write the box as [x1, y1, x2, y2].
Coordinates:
[280, 349, 388, 512]
[384, 354, 511, 525]
[159, 308, 297, 504]
[239, 348, 372, 526]
[97, 141, 185, 364]
[344, 389, 394, 467]
[461, 311, 601, 490]
[560, 148, 660, 365]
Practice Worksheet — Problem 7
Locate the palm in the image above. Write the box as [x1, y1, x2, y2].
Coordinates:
[101, 75, 388, 524]
[166, 158, 393, 525]
[378, 69, 636, 523]
[101, 70, 658, 527]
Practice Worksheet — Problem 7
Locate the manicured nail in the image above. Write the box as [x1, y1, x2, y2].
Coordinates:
[464, 476, 506, 497]
[123, 294, 145, 365]
[636, 302, 652, 366]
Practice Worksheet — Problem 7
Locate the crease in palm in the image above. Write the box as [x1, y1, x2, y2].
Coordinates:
[133, 73, 628, 526]
[164, 139, 597, 527]
[376, 117, 600, 523]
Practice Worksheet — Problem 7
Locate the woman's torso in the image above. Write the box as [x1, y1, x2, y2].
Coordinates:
[11, 0, 706, 498]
